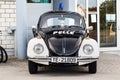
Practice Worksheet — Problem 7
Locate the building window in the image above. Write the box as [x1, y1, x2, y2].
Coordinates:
[100, 0, 117, 47]
[27, 0, 51, 3]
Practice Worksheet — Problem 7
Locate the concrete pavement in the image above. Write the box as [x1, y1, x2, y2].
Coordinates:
[0, 53, 120, 80]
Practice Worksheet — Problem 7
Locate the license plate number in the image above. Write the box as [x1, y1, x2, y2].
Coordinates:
[51, 57, 77, 63]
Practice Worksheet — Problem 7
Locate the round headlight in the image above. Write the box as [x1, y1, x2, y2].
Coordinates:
[33, 44, 44, 54]
[83, 44, 93, 55]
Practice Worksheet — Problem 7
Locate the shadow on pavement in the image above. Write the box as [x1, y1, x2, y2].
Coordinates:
[35, 66, 93, 76]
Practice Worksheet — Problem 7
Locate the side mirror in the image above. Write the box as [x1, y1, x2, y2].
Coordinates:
[86, 26, 93, 30]
[32, 26, 38, 37]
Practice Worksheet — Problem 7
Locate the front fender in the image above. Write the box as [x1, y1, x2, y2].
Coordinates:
[27, 38, 49, 58]
[79, 38, 99, 58]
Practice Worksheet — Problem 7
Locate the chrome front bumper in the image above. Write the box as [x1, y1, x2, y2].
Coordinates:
[28, 57, 98, 66]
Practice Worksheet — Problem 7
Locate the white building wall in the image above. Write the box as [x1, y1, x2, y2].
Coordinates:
[0, 0, 16, 55]
[26, 3, 52, 41]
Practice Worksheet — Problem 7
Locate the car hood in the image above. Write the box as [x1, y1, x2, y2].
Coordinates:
[48, 36, 82, 56]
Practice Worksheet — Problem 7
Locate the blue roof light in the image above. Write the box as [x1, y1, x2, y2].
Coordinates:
[59, 2, 64, 11]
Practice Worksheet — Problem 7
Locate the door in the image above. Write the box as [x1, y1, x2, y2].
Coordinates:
[77, 0, 118, 50]
[88, 0, 98, 41]
[77, 0, 99, 41]
[99, 0, 117, 47]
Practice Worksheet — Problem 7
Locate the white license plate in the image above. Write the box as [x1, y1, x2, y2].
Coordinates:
[51, 57, 77, 63]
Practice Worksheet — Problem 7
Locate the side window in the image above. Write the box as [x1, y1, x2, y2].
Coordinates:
[27, 0, 51, 3]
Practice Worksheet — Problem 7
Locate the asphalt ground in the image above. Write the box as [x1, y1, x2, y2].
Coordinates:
[0, 53, 120, 80]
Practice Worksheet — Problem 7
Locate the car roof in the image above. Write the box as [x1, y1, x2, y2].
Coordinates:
[40, 11, 82, 18]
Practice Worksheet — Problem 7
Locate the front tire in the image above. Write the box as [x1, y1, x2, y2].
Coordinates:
[88, 61, 97, 74]
[28, 60, 38, 74]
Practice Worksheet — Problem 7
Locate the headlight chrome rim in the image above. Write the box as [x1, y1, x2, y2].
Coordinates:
[33, 44, 44, 54]
[83, 44, 94, 55]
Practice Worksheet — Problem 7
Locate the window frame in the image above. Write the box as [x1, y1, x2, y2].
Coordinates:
[27, 0, 51, 3]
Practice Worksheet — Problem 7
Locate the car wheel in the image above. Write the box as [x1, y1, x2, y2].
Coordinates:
[88, 61, 97, 74]
[28, 60, 38, 74]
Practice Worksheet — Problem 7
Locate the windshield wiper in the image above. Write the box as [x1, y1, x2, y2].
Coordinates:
[68, 25, 83, 28]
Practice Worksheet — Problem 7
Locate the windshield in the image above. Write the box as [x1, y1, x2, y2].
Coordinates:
[47, 18, 75, 27]
[38, 12, 85, 29]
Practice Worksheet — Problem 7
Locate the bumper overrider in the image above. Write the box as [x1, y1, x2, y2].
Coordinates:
[28, 57, 98, 66]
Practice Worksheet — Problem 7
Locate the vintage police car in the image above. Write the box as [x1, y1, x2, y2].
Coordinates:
[27, 11, 99, 74]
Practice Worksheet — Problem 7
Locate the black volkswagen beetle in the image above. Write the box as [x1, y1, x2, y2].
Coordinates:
[27, 11, 99, 74]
